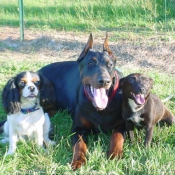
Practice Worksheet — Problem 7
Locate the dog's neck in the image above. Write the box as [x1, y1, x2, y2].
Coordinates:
[20, 98, 40, 114]
[108, 71, 119, 101]
[20, 97, 39, 109]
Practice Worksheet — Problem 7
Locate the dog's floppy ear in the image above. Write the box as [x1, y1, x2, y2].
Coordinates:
[39, 73, 56, 110]
[119, 77, 125, 88]
[103, 32, 116, 61]
[2, 78, 21, 114]
[77, 33, 93, 63]
[149, 78, 153, 89]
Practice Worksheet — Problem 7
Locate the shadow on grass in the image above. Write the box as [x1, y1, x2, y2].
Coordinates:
[0, 34, 134, 68]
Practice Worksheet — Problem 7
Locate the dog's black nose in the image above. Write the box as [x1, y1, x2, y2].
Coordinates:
[29, 86, 35, 92]
[98, 78, 111, 87]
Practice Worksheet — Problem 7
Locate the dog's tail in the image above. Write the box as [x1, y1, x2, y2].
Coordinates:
[162, 94, 175, 103]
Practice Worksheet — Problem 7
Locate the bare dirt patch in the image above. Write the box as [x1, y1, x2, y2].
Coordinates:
[0, 27, 175, 75]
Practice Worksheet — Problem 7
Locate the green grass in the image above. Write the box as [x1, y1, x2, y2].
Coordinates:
[1, 0, 175, 32]
[0, 59, 174, 174]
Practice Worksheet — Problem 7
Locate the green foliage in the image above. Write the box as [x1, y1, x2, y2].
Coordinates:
[1, 0, 175, 32]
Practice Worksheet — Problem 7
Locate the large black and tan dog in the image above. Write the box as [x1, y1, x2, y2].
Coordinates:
[39, 33, 126, 170]
[120, 73, 175, 147]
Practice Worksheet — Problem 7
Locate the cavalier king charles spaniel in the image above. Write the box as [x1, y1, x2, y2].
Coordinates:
[0, 71, 56, 155]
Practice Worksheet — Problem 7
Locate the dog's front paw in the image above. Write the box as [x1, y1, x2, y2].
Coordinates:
[71, 156, 86, 171]
[47, 140, 56, 146]
[44, 140, 56, 147]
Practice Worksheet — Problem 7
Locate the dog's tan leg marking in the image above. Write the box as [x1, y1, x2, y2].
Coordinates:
[108, 131, 124, 159]
[71, 135, 87, 171]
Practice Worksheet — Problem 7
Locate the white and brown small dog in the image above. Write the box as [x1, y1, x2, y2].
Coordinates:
[0, 71, 56, 155]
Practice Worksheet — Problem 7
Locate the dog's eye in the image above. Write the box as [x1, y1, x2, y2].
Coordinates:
[108, 62, 113, 68]
[19, 81, 25, 87]
[88, 61, 94, 66]
[143, 79, 149, 83]
[34, 81, 40, 86]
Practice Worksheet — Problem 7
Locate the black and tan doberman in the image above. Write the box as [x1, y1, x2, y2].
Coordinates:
[39, 33, 125, 170]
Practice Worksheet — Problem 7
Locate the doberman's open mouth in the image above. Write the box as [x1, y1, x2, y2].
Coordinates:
[85, 85, 108, 110]
[131, 92, 145, 105]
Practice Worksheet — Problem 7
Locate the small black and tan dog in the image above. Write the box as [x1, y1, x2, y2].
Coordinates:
[39, 33, 125, 170]
[120, 73, 175, 147]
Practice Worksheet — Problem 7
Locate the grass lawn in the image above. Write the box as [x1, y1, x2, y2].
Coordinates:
[0, 59, 174, 174]
[1, 0, 175, 32]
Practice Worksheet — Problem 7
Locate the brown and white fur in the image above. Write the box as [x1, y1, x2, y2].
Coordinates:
[0, 71, 56, 155]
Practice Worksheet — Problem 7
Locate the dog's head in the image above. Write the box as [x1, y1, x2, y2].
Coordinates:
[2, 71, 56, 114]
[120, 73, 153, 106]
[77, 33, 117, 110]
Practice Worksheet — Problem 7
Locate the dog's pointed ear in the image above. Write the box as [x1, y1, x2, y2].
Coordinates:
[2, 78, 21, 114]
[103, 32, 116, 61]
[149, 78, 153, 89]
[77, 33, 93, 63]
[38, 73, 56, 110]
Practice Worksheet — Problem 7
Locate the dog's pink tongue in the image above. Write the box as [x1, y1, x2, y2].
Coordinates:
[135, 94, 145, 105]
[93, 88, 108, 109]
